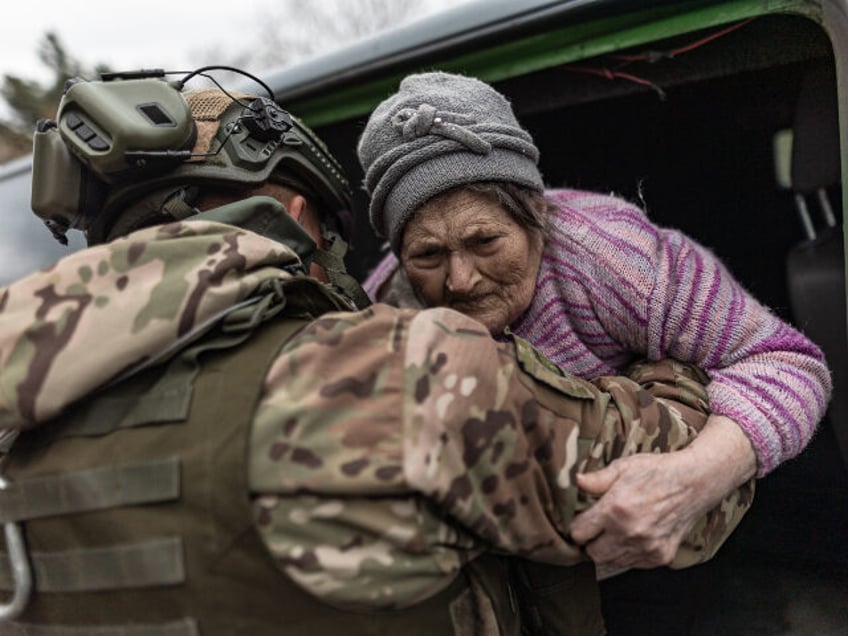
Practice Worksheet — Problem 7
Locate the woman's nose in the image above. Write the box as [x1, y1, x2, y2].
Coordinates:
[445, 252, 479, 294]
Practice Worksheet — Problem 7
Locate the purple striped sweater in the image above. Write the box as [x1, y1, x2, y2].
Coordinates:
[364, 188, 832, 476]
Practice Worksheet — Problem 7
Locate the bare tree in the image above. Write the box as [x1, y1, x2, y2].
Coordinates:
[245, 0, 431, 70]
[1, 33, 100, 128]
[0, 33, 108, 163]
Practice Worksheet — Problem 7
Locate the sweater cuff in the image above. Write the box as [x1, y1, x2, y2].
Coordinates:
[706, 380, 802, 477]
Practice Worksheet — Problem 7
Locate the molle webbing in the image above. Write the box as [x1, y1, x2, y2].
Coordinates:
[0, 316, 307, 634]
[0, 459, 179, 524]
[0, 538, 185, 592]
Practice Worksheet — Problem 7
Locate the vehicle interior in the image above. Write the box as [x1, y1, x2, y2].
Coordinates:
[287, 3, 847, 630]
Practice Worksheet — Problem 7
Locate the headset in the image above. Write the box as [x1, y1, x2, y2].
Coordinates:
[30, 66, 352, 245]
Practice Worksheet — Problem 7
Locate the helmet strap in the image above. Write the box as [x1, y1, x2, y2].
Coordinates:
[96, 186, 193, 244]
[160, 187, 201, 221]
[311, 229, 372, 309]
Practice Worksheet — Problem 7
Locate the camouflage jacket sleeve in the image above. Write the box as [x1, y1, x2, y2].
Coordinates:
[249, 304, 754, 610]
[0, 218, 312, 429]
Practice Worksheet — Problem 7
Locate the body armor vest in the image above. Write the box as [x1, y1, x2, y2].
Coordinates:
[0, 311, 526, 636]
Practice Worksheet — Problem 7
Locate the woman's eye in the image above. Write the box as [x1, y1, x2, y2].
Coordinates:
[472, 235, 499, 249]
[410, 249, 442, 267]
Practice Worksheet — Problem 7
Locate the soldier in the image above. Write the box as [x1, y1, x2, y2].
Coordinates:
[0, 69, 752, 635]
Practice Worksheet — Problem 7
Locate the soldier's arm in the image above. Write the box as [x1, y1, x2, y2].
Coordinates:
[248, 304, 752, 609]
[400, 309, 753, 568]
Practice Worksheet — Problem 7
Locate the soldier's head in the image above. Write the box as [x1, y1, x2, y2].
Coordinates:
[30, 68, 352, 269]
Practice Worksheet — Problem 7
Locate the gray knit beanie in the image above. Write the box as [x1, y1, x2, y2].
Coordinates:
[358, 72, 544, 253]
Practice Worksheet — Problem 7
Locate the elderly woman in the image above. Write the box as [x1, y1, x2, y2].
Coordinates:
[358, 71, 832, 630]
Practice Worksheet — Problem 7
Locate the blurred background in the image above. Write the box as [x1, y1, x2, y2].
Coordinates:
[0, 0, 462, 284]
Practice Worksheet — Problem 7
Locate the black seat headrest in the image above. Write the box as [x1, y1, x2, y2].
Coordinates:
[791, 63, 840, 193]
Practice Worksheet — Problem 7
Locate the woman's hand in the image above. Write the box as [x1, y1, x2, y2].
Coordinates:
[568, 414, 757, 569]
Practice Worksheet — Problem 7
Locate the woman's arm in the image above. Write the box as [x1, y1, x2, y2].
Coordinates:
[647, 228, 831, 475]
[548, 189, 831, 475]
[550, 189, 831, 567]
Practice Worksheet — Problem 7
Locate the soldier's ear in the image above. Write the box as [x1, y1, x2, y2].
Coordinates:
[286, 194, 307, 223]
[287, 194, 325, 248]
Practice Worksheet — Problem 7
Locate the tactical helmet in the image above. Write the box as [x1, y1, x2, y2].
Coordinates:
[31, 68, 352, 245]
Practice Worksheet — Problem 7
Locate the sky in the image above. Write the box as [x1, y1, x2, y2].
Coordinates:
[0, 0, 460, 99]
[3, 1, 272, 82]
[0, 0, 464, 282]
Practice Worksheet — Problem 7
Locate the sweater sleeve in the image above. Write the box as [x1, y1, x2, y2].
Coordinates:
[652, 228, 831, 475]
[548, 189, 832, 476]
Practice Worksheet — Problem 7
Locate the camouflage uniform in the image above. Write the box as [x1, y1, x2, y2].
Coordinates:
[0, 207, 753, 633]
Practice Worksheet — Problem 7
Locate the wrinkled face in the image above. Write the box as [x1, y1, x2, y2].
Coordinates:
[400, 188, 543, 333]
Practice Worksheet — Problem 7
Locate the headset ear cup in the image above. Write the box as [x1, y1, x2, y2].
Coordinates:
[31, 123, 84, 240]
[31, 125, 108, 244]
